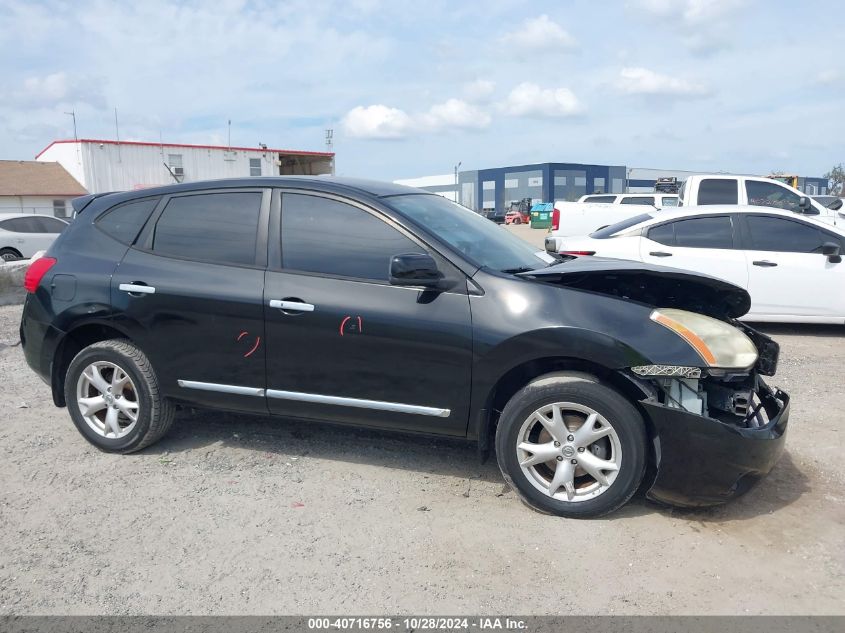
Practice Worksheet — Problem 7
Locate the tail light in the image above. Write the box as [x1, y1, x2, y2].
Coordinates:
[560, 250, 595, 256]
[551, 208, 560, 231]
[24, 257, 57, 293]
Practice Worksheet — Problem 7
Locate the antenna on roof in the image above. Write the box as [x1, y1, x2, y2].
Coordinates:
[64, 110, 78, 141]
[228, 119, 232, 150]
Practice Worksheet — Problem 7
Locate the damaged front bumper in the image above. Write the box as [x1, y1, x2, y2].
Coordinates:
[640, 379, 789, 507]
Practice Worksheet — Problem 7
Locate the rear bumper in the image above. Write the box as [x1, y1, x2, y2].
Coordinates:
[20, 295, 62, 387]
[642, 382, 789, 507]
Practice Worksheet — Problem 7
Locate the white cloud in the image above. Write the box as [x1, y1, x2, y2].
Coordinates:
[616, 67, 709, 97]
[635, 0, 746, 24]
[10, 71, 106, 109]
[815, 69, 840, 86]
[341, 98, 490, 139]
[341, 105, 413, 139]
[463, 79, 496, 103]
[500, 15, 576, 51]
[423, 98, 491, 129]
[501, 82, 583, 118]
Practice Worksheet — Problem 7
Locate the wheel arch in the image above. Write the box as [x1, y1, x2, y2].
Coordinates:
[472, 355, 656, 464]
[51, 320, 134, 406]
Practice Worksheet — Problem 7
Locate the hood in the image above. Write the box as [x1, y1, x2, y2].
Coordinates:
[517, 256, 751, 319]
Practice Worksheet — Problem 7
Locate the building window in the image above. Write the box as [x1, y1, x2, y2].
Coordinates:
[52, 200, 67, 218]
[482, 180, 495, 190]
[527, 176, 542, 187]
[249, 158, 262, 177]
[594, 177, 606, 193]
[167, 154, 184, 182]
[504, 178, 519, 189]
[554, 176, 567, 186]
[574, 176, 587, 187]
[611, 178, 625, 193]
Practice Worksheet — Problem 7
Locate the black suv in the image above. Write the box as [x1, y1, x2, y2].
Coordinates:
[20, 177, 789, 518]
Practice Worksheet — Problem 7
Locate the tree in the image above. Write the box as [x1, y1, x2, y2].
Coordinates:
[824, 164, 845, 195]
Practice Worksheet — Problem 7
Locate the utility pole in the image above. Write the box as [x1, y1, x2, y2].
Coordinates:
[114, 108, 122, 162]
[454, 161, 461, 203]
[325, 129, 334, 175]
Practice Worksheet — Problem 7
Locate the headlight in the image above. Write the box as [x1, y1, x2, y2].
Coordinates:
[650, 308, 758, 369]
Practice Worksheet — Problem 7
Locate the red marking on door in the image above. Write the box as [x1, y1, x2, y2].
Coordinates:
[243, 336, 261, 358]
[339, 316, 351, 336]
[357, 316, 362, 333]
[237, 331, 248, 341]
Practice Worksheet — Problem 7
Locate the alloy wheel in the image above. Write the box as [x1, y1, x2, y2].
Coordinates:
[516, 402, 621, 502]
[75, 361, 140, 439]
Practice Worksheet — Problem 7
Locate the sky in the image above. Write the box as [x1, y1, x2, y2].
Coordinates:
[0, 0, 841, 181]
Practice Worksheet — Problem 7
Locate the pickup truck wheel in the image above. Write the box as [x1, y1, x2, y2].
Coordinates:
[64, 339, 175, 453]
[495, 374, 647, 518]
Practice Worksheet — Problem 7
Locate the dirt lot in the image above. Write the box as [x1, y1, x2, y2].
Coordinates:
[1, 229, 843, 615]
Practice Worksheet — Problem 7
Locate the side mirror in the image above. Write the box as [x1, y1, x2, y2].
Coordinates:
[822, 242, 842, 263]
[829, 198, 843, 211]
[798, 196, 812, 212]
[389, 253, 443, 287]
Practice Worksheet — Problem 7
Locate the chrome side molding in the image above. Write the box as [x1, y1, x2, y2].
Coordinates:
[177, 380, 264, 397]
[265, 389, 450, 417]
[177, 380, 450, 417]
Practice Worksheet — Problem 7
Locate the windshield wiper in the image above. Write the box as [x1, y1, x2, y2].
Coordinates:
[500, 266, 537, 274]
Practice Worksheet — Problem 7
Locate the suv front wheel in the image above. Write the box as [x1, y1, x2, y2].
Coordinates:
[64, 339, 175, 453]
[495, 373, 647, 518]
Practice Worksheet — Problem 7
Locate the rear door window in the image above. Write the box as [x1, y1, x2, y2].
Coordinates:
[660, 197, 679, 207]
[152, 192, 262, 266]
[584, 195, 617, 203]
[646, 222, 676, 246]
[672, 216, 734, 248]
[33, 217, 68, 233]
[697, 179, 738, 205]
[0, 217, 41, 233]
[746, 215, 825, 253]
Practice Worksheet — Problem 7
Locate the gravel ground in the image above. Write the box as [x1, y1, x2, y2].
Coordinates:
[1, 238, 843, 614]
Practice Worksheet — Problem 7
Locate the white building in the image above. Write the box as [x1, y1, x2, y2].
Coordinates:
[393, 174, 458, 201]
[0, 160, 88, 218]
[36, 138, 335, 194]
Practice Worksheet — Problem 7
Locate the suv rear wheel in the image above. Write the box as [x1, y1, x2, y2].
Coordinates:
[495, 373, 647, 518]
[64, 339, 175, 453]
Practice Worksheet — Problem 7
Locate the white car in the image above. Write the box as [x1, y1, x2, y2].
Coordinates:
[577, 193, 679, 206]
[0, 213, 69, 261]
[545, 205, 845, 324]
[552, 193, 679, 237]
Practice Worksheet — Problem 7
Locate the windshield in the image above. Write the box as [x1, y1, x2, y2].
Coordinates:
[589, 213, 653, 239]
[386, 194, 552, 272]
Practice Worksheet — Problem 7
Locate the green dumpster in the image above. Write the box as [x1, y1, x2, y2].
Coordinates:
[530, 202, 553, 229]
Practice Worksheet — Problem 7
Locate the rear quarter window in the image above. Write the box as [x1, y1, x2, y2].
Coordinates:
[697, 179, 738, 205]
[96, 197, 160, 245]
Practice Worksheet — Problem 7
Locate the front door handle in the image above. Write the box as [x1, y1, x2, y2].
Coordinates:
[752, 260, 778, 267]
[649, 251, 672, 257]
[119, 283, 156, 295]
[269, 299, 315, 312]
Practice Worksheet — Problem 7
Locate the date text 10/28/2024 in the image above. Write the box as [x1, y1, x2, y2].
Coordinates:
[307, 617, 528, 630]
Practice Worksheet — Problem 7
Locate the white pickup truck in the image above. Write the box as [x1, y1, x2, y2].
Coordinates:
[549, 193, 679, 238]
[548, 174, 841, 243]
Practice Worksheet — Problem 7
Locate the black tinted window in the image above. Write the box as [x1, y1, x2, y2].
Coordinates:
[585, 195, 616, 203]
[746, 216, 825, 253]
[34, 217, 67, 233]
[153, 192, 261, 266]
[98, 198, 160, 245]
[282, 194, 421, 281]
[698, 179, 738, 205]
[745, 181, 802, 213]
[647, 223, 676, 246]
[0, 217, 41, 232]
[620, 196, 654, 205]
[672, 216, 734, 248]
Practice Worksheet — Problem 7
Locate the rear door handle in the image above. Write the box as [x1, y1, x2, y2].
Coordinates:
[752, 260, 778, 267]
[649, 251, 672, 257]
[119, 283, 156, 295]
[269, 299, 315, 312]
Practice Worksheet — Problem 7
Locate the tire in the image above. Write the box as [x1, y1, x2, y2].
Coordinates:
[514, 218, 522, 225]
[64, 339, 175, 453]
[0, 248, 22, 262]
[495, 373, 647, 518]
